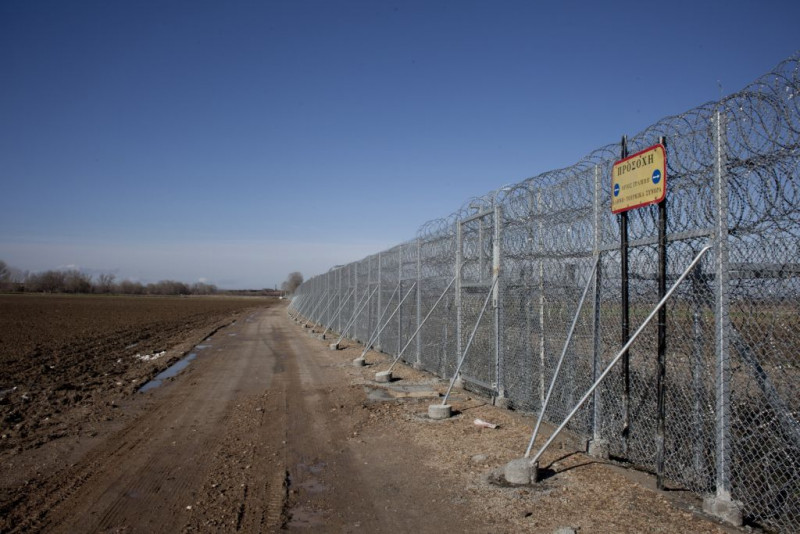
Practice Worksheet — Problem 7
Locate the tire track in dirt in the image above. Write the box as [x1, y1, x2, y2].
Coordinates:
[183, 312, 291, 532]
[239, 318, 290, 532]
[7, 307, 281, 533]
[277, 315, 493, 533]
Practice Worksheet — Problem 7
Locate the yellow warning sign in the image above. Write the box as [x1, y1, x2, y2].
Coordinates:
[611, 144, 666, 214]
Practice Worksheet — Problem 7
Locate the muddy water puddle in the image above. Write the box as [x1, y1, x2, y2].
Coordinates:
[286, 461, 327, 528]
[138, 341, 214, 393]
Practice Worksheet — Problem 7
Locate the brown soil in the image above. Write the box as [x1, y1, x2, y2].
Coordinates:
[0, 298, 749, 533]
[0, 294, 273, 455]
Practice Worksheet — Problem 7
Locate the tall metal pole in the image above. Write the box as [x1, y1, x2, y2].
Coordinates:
[455, 220, 463, 378]
[592, 164, 604, 446]
[656, 136, 668, 489]
[352, 264, 358, 338]
[713, 109, 734, 501]
[377, 252, 382, 349]
[479, 218, 484, 282]
[325, 270, 330, 326]
[367, 256, 373, 341]
[526, 189, 535, 409]
[337, 267, 343, 334]
[537, 189, 546, 410]
[493, 203, 503, 399]
[354, 262, 359, 340]
[620, 135, 631, 453]
[398, 246, 403, 355]
[416, 238, 422, 367]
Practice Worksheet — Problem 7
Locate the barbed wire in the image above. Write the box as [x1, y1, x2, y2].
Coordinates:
[291, 52, 800, 532]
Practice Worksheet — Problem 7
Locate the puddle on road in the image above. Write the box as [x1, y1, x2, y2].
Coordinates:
[138, 336, 220, 393]
[286, 506, 325, 529]
[287, 462, 327, 528]
[138, 353, 197, 393]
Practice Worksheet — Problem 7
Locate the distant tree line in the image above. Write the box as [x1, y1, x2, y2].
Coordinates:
[281, 271, 303, 294]
[0, 260, 217, 296]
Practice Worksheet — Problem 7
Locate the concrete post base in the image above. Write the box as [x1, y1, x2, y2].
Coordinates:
[453, 376, 464, 390]
[412, 362, 423, 370]
[587, 438, 610, 459]
[703, 492, 743, 527]
[428, 404, 452, 420]
[375, 371, 392, 383]
[329, 342, 339, 350]
[493, 396, 511, 409]
[504, 458, 538, 485]
[353, 357, 366, 367]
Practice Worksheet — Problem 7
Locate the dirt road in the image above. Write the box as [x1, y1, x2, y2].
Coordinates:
[4, 305, 489, 532]
[2, 304, 740, 533]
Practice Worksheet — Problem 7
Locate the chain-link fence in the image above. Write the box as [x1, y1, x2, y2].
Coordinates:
[289, 53, 800, 533]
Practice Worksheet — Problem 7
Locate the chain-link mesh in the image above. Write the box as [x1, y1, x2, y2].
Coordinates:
[289, 53, 800, 532]
[418, 224, 457, 377]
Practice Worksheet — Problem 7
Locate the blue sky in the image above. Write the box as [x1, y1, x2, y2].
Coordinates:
[1, 1, 798, 289]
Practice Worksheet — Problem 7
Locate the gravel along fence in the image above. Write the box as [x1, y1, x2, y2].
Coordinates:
[290, 53, 800, 533]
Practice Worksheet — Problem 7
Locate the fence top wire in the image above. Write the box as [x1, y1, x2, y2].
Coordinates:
[300, 51, 799, 286]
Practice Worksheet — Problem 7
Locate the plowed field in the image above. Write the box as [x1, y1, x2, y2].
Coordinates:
[0, 294, 273, 454]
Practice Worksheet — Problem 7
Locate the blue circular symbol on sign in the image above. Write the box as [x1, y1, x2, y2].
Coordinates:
[652, 169, 662, 185]
[613, 183, 620, 197]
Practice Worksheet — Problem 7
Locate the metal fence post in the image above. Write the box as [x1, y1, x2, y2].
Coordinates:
[398, 245, 403, 355]
[455, 220, 463, 378]
[619, 136, 631, 455]
[352, 264, 358, 339]
[321, 276, 326, 322]
[416, 237, 422, 367]
[704, 109, 742, 524]
[337, 267, 342, 334]
[537, 189, 546, 410]
[353, 262, 359, 340]
[656, 136, 669, 490]
[322, 275, 327, 323]
[377, 252, 382, 349]
[590, 163, 607, 457]
[493, 202, 504, 401]
[330, 271, 335, 327]
[366, 257, 371, 341]
[479, 216, 484, 282]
